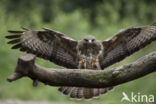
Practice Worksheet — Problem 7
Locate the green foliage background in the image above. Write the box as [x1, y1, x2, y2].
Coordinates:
[0, 0, 155, 104]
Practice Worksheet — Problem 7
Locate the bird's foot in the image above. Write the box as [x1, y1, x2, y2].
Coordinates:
[79, 59, 86, 68]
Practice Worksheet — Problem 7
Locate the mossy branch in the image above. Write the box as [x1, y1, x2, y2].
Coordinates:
[7, 52, 156, 88]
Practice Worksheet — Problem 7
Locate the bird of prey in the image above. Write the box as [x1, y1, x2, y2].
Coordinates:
[6, 24, 156, 99]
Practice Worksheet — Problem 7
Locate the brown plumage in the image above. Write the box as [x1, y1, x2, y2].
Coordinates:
[6, 25, 156, 99]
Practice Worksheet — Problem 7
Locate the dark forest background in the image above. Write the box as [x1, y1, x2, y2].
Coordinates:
[0, 0, 156, 104]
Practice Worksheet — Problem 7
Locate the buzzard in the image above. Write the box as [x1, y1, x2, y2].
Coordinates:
[6, 25, 156, 99]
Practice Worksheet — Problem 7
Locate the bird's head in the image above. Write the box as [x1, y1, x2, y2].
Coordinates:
[83, 35, 96, 44]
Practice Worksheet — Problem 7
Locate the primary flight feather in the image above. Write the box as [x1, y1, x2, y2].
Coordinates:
[6, 25, 156, 99]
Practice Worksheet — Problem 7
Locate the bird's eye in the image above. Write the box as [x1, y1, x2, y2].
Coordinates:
[92, 39, 95, 41]
[84, 39, 88, 41]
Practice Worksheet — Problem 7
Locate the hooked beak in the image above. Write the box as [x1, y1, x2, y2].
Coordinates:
[88, 40, 92, 43]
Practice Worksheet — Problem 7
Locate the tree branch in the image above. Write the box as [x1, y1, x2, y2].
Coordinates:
[7, 52, 156, 88]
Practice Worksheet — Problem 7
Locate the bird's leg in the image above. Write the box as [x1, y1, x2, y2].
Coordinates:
[92, 57, 98, 68]
[79, 59, 86, 69]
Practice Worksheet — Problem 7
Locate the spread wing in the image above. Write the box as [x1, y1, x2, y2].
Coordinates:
[6, 28, 79, 68]
[100, 25, 156, 69]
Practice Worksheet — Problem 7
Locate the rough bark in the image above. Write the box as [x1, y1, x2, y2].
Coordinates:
[7, 52, 156, 88]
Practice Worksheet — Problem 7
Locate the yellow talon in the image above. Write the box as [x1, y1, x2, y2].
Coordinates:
[92, 58, 97, 67]
[79, 59, 86, 68]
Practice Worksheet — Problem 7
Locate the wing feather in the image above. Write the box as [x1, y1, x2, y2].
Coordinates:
[8, 39, 21, 44]
[100, 25, 156, 69]
[6, 28, 79, 68]
[5, 35, 21, 39]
